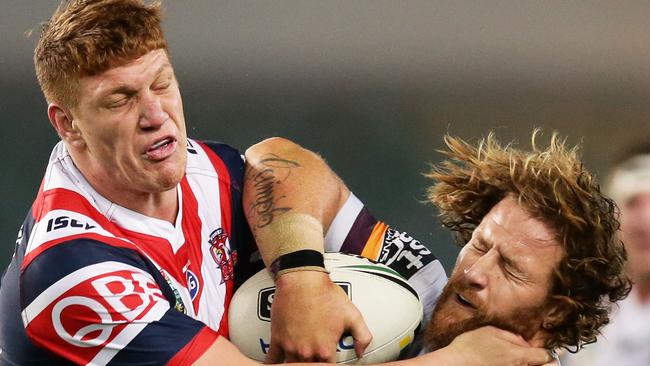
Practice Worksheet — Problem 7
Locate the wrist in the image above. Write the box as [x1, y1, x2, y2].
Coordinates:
[256, 213, 324, 266]
[274, 267, 332, 289]
[269, 249, 328, 280]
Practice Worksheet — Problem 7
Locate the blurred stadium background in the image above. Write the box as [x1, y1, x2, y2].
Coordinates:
[2, 1, 650, 272]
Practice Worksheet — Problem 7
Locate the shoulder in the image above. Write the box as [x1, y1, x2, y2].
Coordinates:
[186, 139, 245, 191]
[20, 237, 157, 312]
[25, 185, 140, 272]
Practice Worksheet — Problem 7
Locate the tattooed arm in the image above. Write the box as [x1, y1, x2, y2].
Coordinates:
[243, 137, 372, 363]
[244, 137, 346, 240]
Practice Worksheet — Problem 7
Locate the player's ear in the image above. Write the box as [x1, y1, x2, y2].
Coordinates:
[529, 303, 570, 347]
[541, 303, 569, 330]
[48, 103, 85, 148]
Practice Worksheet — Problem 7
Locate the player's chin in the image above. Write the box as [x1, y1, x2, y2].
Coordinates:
[428, 301, 474, 335]
[160, 172, 184, 190]
[150, 157, 186, 185]
[147, 166, 185, 191]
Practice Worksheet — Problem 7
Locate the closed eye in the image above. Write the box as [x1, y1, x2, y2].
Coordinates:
[105, 96, 130, 109]
[101, 87, 136, 110]
[152, 72, 174, 91]
[152, 80, 171, 91]
[470, 240, 488, 253]
[501, 259, 530, 283]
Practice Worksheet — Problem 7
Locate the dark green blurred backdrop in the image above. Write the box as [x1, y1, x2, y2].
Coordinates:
[2, 1, 650, 273]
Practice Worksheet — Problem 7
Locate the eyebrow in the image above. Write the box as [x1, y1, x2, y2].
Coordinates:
[100, 62, 172, 98]
[500, 250, 524, 274]
[477, 235, 525, 274]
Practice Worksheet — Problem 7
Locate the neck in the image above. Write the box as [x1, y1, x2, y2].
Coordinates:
[123, 189, 179, 224]
[94, 182, 179, 224]
[68, 148, 180, 224]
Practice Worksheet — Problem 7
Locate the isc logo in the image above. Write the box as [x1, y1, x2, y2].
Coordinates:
[46, 216, 96, 232]
[257, 282, 351, 322]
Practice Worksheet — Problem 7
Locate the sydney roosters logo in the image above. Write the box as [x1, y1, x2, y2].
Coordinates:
[208, 228, 237, 283]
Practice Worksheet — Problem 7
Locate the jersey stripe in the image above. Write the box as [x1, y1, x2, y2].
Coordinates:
[340, 206, 379, 254]
[183, 143, 228, 329]
[198, 141, 233, 239]
[89, 299, 170, 365]
[117, 225, 185, 285]
[19, 240, 158, 310]
[22, 232, 137, 272]
[31, 187, 100, 223]
[197, 142, 234, 337]
[360, 222, 388, 260]
[106, 309, 210, 365]
[178, 176, 206, 314]
[324, 193, 364, 252]
[167, 327, 221, 366]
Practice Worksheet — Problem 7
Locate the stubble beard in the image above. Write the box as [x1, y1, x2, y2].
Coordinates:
[424, 278, 547, 351]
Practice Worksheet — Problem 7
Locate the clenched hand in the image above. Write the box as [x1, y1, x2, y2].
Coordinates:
[264, 270, 372, 363]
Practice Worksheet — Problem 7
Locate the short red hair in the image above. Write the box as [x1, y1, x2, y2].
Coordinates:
[34, 0, 167, 107]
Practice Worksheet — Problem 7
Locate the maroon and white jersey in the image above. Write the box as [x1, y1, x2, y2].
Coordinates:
[324, 193, 447, 320]
[0, 139, 256, 365]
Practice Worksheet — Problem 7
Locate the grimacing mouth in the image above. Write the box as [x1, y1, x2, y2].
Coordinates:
[147, 136, 175, 152]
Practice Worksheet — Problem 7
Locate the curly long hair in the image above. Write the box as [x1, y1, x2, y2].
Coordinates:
[426, 131, 631, 350]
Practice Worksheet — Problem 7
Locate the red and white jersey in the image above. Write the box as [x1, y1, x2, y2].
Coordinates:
[0, 139, 446, 365]
[0, 139, 256, 365]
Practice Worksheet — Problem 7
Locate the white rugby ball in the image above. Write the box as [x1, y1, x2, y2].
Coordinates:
[228, 253, 423, 364]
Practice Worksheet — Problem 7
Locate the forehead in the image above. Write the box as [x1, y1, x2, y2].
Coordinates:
[77, 49, 172, 99]
[474, 196, 564, 272]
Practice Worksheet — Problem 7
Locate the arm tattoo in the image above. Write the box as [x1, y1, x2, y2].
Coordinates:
[247, 154, 301, 229]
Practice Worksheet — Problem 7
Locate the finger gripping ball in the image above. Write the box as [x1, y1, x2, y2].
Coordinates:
[228, 253, 423, 364]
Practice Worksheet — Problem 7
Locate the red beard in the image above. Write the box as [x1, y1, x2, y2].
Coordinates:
[424, 276, 547, 350]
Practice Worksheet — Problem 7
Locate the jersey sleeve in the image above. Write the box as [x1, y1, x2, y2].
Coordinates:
[19, 239, 219, 365]
[324, 193, 448, 319]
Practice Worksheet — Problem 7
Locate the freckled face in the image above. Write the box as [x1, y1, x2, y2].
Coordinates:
[69, 49, 187, 197]
[426, 196, 564, 349]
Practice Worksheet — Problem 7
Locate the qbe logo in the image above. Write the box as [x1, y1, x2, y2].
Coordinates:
[257, 282, 351, 321]
[50, 271, 163, 347]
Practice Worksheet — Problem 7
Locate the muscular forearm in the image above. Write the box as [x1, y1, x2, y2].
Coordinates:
[193, 336, 453, 366]
[243, 137, 349, 266]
